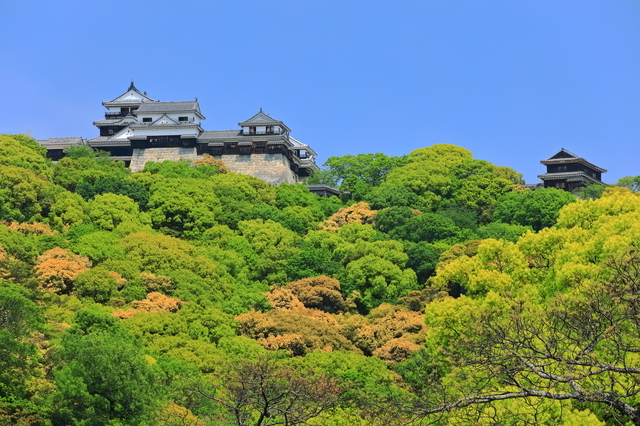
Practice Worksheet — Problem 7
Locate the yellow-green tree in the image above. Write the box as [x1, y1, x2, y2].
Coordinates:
[408, 188, 640, 424]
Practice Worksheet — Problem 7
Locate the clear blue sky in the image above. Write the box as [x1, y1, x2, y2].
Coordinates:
[1, 0, 638, 184]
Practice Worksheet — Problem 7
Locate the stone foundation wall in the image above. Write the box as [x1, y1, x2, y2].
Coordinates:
[211, 154, 298, 185]
[128, 149, 298, 185]
[129, 147, 198, 172]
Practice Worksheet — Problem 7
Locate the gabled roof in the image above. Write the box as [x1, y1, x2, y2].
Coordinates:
[541, 148, 607, 173]
[544, 148, 580, 161]
[289, 136, 317, 156]
[149, 114, 179, 126]
[103, 80, 157, 105]
[239, 109, 291, 131]
[137, 101, 204, 118]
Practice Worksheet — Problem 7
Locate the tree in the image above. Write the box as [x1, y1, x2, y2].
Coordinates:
[180, 355, 344, 426]
[319, 202, 377, 232]
[414, 249, 640, 424]
[34, 248, 91, 294]
[86, 193, 151, 231]
[76, 174, 150, 209]
[73, 267, 120, 303]
[377, 145, 520, 214]
[341, 254, 418, 311]
[282, 276, 348, 314]
[0, 134, 52, 179]
[572, 183, 606, 199]
[210, 173, 277, 228]
[616, 176, 640, 192]
[475, 222, 531, 242]
[237, 219, 299, 285]
[142, 160, 219, 179]
[194, 153, 230, 173]
[52, 309, 161, 426]
[321, 153, 408, 196]
[493, 187, 576, 231]
[390, 212, 461, 243]
[52, 148, 129, 192]
[403, 241, 441, 283]
[0, 165, 55, 223]
[147, 178, 221, 238]
[406, 189, 640, 424]
[0, 282, 42, 410]
[236, 307, 357, 355]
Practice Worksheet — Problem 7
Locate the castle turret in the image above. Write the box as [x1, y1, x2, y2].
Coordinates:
[538, 148, 606, 191]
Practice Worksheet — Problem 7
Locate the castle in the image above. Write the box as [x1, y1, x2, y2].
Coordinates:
[537, 148, 606, 191]
[38, 82, 318, 185]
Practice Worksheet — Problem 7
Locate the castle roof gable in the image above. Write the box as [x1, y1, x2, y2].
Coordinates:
[541, 148, 607, 173]
[149, 114, 179, 126]
[104, 81, 157, 105]
[239, 110, 291, 131]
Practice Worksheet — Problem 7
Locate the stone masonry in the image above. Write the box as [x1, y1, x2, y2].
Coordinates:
[215, 153, 298, 185]
[129, 147, 198, 173]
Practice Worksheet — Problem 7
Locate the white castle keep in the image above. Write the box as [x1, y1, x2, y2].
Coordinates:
[38, 81, 319, 185]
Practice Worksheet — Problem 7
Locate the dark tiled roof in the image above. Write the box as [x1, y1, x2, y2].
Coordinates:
[198, 130, 242, 140]
[306, 185, 342, 196]
[537, 171, 603, 184]
[38, 137, 85, 146]
[93, 119, 123, 125]
[541, 148, 606, 173]
[137, 101, 199, 113]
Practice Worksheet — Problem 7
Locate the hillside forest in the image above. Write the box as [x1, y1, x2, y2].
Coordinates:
[2, 133, 640, 425]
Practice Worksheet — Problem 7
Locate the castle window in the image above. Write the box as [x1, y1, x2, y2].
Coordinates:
[179, 116, 188, 122]
[142, 117, 152, 123]
[224, 143, 238, 154]
[253, 142, 266, 154]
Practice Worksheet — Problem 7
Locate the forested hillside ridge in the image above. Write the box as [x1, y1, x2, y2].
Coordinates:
[1, 133, 640, 425]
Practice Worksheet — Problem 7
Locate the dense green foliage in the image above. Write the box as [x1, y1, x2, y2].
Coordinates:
[1, 133, 632, 425]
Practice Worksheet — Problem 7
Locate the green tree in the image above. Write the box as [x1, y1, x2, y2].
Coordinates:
[409, 190, 640, 424]
[493, 187, 576, 231]
[0, 165, 55, 223]
[209, 173, 277, 228]
[476, 222, 531, 242]
[391, 212, 460, 243]
[142, 160, 220, 179]
[52, 148, 129, 192]
[237, 219, 299, 285]
[0, 134, 52, 179]
[76, 175, 150, 209]
[147, 178, 221, 238]
[86, 193, 151, 231]
[572, 183, 606, 199]
[0, 283, 42, 411]
[341, 254, 418, 311]
[73, 268, 119, 303]
[321, 153, 408, 198]
[404, 241, 441, 283]
[378, 145, 520, 215]
[616, 176, 640, 192]
[52, 309, 161, 426]
[373, 206, 415, 234]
